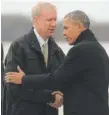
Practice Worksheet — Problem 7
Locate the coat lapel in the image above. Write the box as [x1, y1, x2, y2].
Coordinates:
[47, 38, 59, 68]
[27, 28, 59, 69]
[27, 28, 42, 54]
[27, 28, 46, 67]
[74, 29, 97, 45]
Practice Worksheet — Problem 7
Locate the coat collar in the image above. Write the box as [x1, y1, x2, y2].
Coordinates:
[73, 29, 97, 45]
[27, 28, 42, 53]
[27, 28, 59, 54]
[33, 28, 49, 48]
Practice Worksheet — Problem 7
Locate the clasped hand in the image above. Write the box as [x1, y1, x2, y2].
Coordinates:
[48, 91, 63, 109]
[5, 66, 64, 109]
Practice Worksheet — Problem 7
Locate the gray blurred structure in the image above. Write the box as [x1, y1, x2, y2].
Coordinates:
[1, 15, 32, 41]
[1, 14, 109, 42]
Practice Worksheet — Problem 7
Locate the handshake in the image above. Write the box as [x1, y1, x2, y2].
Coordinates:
[48, 91, 63, 109]
[5, 66, 63, 109]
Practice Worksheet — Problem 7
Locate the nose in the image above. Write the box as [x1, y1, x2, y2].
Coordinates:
[63, 30, 66, 37]
[51, 20, 56, 27]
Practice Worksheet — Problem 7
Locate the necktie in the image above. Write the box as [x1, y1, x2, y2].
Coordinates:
[42, 43, 48, 66]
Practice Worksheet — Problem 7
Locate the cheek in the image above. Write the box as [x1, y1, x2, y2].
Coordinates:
[68, 30, 73, 38]
[45, 24, 50, 31]
[66, 30, 70, 37]
[68, 32, 76, 44]
[41, 22, 48, 29]
[43, 25, 48, 32]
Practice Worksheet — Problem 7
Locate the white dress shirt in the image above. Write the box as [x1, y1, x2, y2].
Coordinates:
[34, 28, 48, 57]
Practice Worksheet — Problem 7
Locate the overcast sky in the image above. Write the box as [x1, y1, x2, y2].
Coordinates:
[1, 0, 109, 22]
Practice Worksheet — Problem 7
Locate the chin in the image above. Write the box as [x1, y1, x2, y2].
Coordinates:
[68, 42, 72, 45]
[68, 41, 74, 45]
[49, 33, 53, 36]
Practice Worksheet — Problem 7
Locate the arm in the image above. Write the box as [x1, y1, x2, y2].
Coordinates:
[5, 42, 53, 103]
[55, 46, 66, 93]
[56, 46, 65, 64]
[22, 47, 89, 90]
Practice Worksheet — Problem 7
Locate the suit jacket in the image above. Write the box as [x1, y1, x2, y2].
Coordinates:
[5, 28, 65, 115]
[22, 29, 109, 115]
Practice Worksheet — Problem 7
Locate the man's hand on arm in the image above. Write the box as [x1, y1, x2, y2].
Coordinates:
[5, 66, 64, 107]
[49, 91, 64, 109]
[5, 66, 24, 84]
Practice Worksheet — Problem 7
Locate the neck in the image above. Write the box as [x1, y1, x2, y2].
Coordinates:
[77, 28, 87, 39]
[34, 27, 48, 41]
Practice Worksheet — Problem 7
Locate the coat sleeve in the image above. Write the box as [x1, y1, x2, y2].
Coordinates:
[55, 47, 66, 92]
[5, 42, 53, 103]
[22, 47, 89, 90]
[57, 46, 65, 64]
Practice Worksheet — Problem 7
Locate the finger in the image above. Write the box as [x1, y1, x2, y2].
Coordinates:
[5, 75, 12, 80]
[49, 103, 58, 109]
[54, 97, 63, 107]
[5, 79, 13, 83]
[5, 76, 13, 83]
[5, 75, 15, 79]
[5, 76, 14, 83]
[53, 99, 61, 108]
[5, 79, 10, 83]
[48, 103, 52, 106]
[54, 101, 61, 108]
[52, 91, 64, 96]
[59, 98, 63, 106]
[49, 103, 54, 107]
[4, 77, 10, 82]
[17, 65, 22, 72]
[49, 103, 55, 108]
[53, 103, 60, 109]
[54, 101, 62, 108]
[6, 72, 17, 75]
[51, 104, 58, 109]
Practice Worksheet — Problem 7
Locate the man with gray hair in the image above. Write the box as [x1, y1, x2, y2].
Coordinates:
[5, 10, 109, 115]
[4, 2, 65, 115]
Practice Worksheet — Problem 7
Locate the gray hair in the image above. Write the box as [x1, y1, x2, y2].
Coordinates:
[64, 10, 90, 28]
[32, 2, 56, 19]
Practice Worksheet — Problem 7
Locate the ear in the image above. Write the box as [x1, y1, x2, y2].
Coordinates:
[77, 22, 84, 32]
[33, 16, 39, 25]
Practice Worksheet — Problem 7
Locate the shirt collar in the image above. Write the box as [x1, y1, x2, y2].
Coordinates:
[34, 28, 48, 47]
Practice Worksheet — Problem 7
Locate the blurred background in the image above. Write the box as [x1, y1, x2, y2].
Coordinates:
[1, 0, 109, 114]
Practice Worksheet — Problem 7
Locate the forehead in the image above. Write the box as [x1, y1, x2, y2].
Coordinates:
[63, 18, 73, 26]
[63, 18, 79, 27]
[40, 8, 57, 17]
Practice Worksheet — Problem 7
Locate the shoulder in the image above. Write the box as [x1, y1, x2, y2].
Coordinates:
[67, 41, 107, 60]
[49, 37, 65, 55]
[49, 37, 57, 46]
[67, 41, 98, 57]
[11, 30, 31, 50]
[74, 41, 103, 52]
[9, 32, 30, 54]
